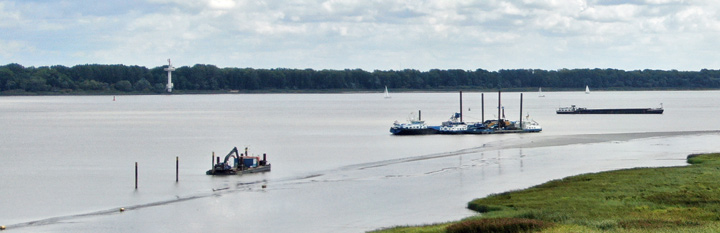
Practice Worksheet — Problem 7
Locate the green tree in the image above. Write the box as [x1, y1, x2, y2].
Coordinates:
[134, 78, 152, 92]
[0, 67, 14, 91]
[115, 80, 133, 92]
[24, 76, 50, 92]
[79, 80, 108, 91]
[153, 83, 166, 93]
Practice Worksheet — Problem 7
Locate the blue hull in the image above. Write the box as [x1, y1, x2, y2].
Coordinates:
[390, 127, 438, 135]
[391, 127, 541, 135]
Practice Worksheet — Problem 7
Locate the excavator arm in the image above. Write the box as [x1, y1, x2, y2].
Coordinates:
[223, 147, 240, 164]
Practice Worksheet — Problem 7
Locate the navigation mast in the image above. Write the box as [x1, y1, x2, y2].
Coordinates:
[164, 59, 175, 92]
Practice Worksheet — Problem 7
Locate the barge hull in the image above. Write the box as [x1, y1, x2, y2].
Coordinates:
[390, 128, 438, 135]
[557, 108, 663, 114]
[465, 129, 541, 134]
[238, 164, 271, 174]
[206, 165, 271, 175]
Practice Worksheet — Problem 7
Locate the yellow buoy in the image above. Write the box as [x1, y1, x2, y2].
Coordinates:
[120, 208, 125, 212]
[1, 225, 6, 230]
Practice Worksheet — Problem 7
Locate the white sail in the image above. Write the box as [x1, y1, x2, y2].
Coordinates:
[585, 85, 590, 94]
[538, 87, 545, 97]
[384, 86, 391, 99]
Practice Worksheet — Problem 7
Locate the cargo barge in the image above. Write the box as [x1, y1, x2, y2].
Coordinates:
[557, 105, 664, 114]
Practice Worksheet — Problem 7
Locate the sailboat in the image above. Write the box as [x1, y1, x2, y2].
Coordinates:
[538, 87, 545, 97]
[384, 86, 391, 99]
[585, 85, 590, 94]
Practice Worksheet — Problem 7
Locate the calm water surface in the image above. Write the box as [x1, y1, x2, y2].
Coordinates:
[1, 90, 719, 232]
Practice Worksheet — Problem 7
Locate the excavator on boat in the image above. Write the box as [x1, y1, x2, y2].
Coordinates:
[206, 147, 271, 175]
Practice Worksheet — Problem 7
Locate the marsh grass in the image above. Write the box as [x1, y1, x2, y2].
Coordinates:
[445, 218, 552, 233]
[372, 153, 720, 232]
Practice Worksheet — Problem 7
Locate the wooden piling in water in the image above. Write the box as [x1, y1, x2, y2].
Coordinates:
[519, 93, 523, 129]
[176, 156, 179, 182]
[498, 91, 501, 123]
[135, 162, 138, 189]
[459, 91, 463, 122]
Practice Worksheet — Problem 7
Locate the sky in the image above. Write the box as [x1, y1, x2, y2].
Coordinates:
[1, 0, 719, 71]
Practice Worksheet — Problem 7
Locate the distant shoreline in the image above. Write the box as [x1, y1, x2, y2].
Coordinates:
[4, 63, 720, 96]
[1, 87, 716, 96]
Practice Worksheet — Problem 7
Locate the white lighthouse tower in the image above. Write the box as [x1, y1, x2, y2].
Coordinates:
[164, 59, 175, 92]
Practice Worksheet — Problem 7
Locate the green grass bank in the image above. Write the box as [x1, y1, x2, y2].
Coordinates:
[373, 153, 720, 233]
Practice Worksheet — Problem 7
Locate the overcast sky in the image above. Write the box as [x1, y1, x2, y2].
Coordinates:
[1, 0, 719, 71]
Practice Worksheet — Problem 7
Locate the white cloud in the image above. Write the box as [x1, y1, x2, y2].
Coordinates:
[581, 4, 640, 22]
[0, 2, 21, 28]
[208, 0, 236, 10]
[642, 0, 683, 4]
[674, 5, 717, 31]
[0, 39, 35, 58]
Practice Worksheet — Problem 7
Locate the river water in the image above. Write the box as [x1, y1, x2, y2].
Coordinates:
[1, 90, 719, 232]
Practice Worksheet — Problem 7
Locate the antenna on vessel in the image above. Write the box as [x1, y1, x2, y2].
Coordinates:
[459, 91, 463, 123]
[164, 59, 175, 92]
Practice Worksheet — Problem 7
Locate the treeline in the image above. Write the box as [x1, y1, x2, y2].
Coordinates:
[1, 63, 720, 94]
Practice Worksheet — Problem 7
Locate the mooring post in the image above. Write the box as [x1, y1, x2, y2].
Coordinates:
[481, 93, 484, 122]
[176, 156, 179, 182]
[520, 93, 523, 129]
[459, 90, 463, 123]
[498, 91, 502, 123]
[135, 162, 138, 189]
